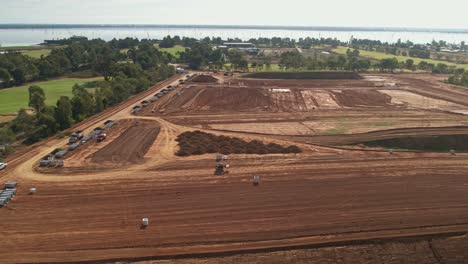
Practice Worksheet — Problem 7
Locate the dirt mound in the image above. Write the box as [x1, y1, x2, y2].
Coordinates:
[176, 130, 301, 156]
[244, 71, 362, 80]
[332, 90, 392, 107]
[90, 121, 160, 164]
[191, 74, 219, 83]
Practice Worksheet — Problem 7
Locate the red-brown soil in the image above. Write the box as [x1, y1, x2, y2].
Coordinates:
[331, 90, 393, 107]
[91, 120, 160, 164]
[1, 73, 468, 263]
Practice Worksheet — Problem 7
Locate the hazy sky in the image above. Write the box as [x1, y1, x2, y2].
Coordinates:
[1, 0, 467, 29]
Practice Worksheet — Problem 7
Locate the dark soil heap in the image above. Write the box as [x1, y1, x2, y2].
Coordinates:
[191, 74, 219, 83]
[176, 130, 302, 156]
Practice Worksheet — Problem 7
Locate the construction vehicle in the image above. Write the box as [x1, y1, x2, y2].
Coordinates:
[215, 163, 230, 175]
[142, 217, 149, 227]
[253, 176, 260, 186]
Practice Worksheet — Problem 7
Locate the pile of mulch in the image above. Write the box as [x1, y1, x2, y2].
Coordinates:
[176, 130, 302, 156]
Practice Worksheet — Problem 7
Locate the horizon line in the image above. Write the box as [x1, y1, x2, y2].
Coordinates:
[1, 24, 468, 33]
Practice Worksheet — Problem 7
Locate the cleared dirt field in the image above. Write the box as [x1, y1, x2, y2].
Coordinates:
[91, 121, 160, 165]
[1, 72, 468, 263]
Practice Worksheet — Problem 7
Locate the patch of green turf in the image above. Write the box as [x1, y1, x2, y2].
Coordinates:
[21, 49, 52, 58]
[155, 45, 186, 58]
[333, 46, 468, 70]
[0, 77, 102, 114]
[325, 128, 347, 135]
[372, 121, 394, 126]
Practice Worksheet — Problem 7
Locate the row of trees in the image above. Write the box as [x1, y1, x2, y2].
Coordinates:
[0, 38, 175, 88]
[273, 49, 466, 74]
[7, 62, 174, 145]
[447, 72, 468, 87]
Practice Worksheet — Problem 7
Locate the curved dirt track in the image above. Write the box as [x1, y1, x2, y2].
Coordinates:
[1, 73, 468, 263]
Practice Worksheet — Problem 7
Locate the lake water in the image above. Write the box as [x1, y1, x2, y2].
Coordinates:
[1, 25, 468, 47]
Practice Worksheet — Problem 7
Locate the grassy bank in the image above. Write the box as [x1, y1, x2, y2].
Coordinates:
[0, 77, 102, 114]
[0, 45, 54, 59]
[156, 45, 186, 58]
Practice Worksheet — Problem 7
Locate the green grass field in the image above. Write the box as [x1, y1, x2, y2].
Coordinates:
[333, 46, 468, 70]
[0, 77, 102, 114]
[0, 46, 55, 59]
[156, 45, 186, 58]
[21, 49, 52, 58]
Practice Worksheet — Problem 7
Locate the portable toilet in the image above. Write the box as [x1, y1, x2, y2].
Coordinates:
[142, 217, 149, 227]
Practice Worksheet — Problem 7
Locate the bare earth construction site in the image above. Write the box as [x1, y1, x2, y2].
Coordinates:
[2, 72, 468, 263]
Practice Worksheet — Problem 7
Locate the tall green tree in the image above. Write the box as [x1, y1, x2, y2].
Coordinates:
[0, 127, 15, 146]
[71, 84, 95, 121]
[55, 96, 74, 130]
[0, 67, 11, 84]
[279, 51, 305, 70]
[28, 85, 46, 113]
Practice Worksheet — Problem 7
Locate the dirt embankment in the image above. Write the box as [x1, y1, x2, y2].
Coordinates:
[192, 74, 219, 83]
[133, 234, 468, 264]
[176, 130, 301, 156]
[244, 71, 362, 80]
[91, 121, 160, 164]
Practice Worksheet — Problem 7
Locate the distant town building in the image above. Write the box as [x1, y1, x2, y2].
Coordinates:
[219, 42, 259, 54]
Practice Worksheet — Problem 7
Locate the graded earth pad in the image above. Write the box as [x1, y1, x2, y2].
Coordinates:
[3, 73, 468, 263]
[331, 90, 393, 107]
[91, 120, 160, 164]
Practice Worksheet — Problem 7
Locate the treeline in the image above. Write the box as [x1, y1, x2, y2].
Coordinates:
[5, 62, 174, 145]
[274, 49, 466, 74]
[447, 72, 468, 88]
[154, 35, 466, 74]
[0, 38, 174, 88]
[277, 49, 370, 71]
[0, 37, 176, 154]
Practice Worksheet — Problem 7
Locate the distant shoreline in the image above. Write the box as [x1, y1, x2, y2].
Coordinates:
[1, 24, 468, 34]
